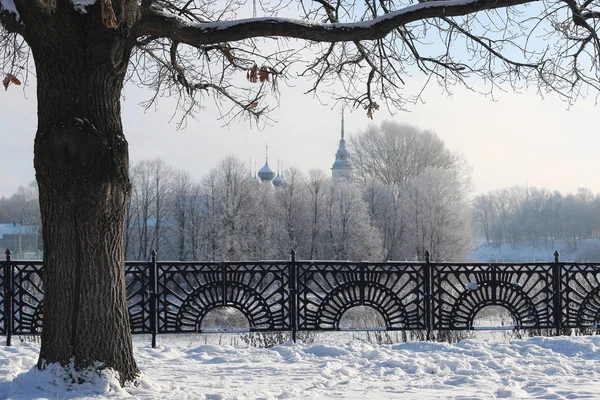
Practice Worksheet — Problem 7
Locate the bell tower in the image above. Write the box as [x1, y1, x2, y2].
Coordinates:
[331, 109, 353, 182]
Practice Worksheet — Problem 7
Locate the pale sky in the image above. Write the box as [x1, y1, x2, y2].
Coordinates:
[0, 75, 598, 198]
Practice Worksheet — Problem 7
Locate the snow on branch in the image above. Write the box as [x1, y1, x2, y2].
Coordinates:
[135, 0, 540, 44]
[0, 0, 24, 35]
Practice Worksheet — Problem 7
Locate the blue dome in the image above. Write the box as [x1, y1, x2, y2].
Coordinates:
[272, 173, 284, 187]
[258, 162, 276, 181]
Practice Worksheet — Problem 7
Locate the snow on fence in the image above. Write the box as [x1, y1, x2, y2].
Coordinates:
[2, 248, 600, 347]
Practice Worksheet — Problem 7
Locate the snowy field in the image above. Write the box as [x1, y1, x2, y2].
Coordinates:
[3, 334, 600, 399]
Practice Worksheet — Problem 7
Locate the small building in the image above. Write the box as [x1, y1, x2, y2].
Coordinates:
[0, 222, 40, 259]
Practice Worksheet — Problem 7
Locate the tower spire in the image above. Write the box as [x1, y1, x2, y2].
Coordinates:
[265, 143, 269, 162]
[332, 109, 353, 182]
[341, 108, 345, 140]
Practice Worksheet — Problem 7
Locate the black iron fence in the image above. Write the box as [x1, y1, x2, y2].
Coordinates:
[2, 248, 600, 347]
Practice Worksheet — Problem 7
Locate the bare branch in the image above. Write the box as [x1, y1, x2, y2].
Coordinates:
[135, 0, 540, 44]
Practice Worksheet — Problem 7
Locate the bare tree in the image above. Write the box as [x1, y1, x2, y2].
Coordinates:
[324, 181, 383, 260]
[350, 121, 461, 186]
[186, 182, 207, 260]
[209, 156, 258, 260]
[473, 194, 496, 243]
[272, 167, 308, 256]
[171, 170, 193, 260]
[473, 186, 600, 253]
[127, 159, 173, 260]
[1, 0, 599, 384]
[352, 121, 471, 260]
[0, 182, 41, 226]
[362, 180, 407, 261]
[304, 169, 328, 259]
[129, 161, 154, 260]
[406, 169, 472, 261]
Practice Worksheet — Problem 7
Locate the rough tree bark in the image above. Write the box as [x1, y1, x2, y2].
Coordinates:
[21, 3, 140, 383]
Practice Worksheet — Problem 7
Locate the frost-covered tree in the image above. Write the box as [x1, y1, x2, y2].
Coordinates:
[324, 182, 383, 260]
[209, 157, 258, 260]
[1, 0, 599, 384]
[171, 170, 194, 260]
[304, 169, 329, 259]
[405, 169, 472, 261]
[361, 179, 406, 261]
[351, 122, 461, 186]
[473, 186, 600, 251]
[352, 122, 471, 260]
[0, 182, 41, 227]
[127, 159, 174, 260]
[271, 167, 310, 257]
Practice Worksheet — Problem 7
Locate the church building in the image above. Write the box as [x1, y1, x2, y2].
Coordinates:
[252, 111, 353, 185]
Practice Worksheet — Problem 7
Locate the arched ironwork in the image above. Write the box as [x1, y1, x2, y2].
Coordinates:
[5, 251, 600, 347]
[577, 287, 600, 328]
[315, 282, 409, 329]
[561, 263, 600, 328]
[297, 262, 426, 330]
[450, 282, 538, 328]
[177, 282, 272, 331]
[156, 262, 289, 333]
[125, 263, 152, 334]
[12, 262, 44, 334]
[430, 263, 554, 330]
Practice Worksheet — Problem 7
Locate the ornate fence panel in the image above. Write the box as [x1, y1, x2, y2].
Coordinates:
[560, 263, 600, 329]
[5, 249, 600, 347]
[12, 261, 44, 335]
[125, 262, 152, 334]
[296, 262, 427, 330]
[156, 261, 290, 333]
[430, 263, 556, 330]
[0, 259, 5, 335]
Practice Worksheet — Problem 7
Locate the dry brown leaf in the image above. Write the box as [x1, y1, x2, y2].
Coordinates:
[247, 64, 259, 83]
[366, 102, 379, 119]
[3, 74, 21, 91]
[224, 45, 235, 66]
[259, 66, 269, 82]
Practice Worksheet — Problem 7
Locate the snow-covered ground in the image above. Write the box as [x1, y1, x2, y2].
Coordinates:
[3, 334, 600, 399]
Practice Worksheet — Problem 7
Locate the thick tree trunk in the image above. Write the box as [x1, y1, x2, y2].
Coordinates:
[26, 7, 139, 383]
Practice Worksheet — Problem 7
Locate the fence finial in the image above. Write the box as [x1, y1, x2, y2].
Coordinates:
[424, 250, 430, 263]
[554, 250, 560, 263]
[5, 248, 11, 259]
[151, 249, 157, 258]
[290, 249, 296, 262]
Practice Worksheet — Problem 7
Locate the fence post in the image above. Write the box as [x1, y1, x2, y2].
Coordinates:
[424, 250, 432, 341]
[149, 249, 158, 348]
[5, 249, 12, 346]
[553, 250, 562, 337]
[289, 249, 297, 343]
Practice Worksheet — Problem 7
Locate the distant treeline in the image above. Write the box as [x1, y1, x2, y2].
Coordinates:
[0, 183, 40, 227]
[472, 187, 600, 250]
[123, 122, 473, 262]
[0, 122, 473, 262]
